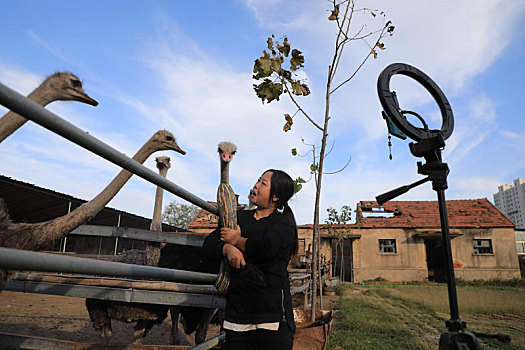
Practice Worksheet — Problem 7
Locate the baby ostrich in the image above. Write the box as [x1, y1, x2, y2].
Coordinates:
[0, 72, 98, 143]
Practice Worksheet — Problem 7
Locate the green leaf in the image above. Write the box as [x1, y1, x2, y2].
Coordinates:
[293, 176, 306, 194]
[310, 163, 318, 172]
[253, 79, 283, 104]
[291, 81, 310, 96]
[290, 49, 305, 71]
[291, 148, 297, 156]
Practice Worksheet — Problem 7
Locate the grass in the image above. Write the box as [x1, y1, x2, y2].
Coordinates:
[327, 282, 525, 350]
[384, 285, 525, 315]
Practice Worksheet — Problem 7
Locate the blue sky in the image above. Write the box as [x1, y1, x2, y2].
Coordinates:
[1, 0, 524, 225]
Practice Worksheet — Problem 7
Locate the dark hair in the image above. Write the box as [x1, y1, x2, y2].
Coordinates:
[265, 169, 298, 257]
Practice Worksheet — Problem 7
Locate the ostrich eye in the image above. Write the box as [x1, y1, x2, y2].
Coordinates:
[165, 135, 173, 141]
[71, 79, 81, 88]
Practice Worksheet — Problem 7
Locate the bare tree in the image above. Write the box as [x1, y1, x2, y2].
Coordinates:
[252, 0, 395, 320]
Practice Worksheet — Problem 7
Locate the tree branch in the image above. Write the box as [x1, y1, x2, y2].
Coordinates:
[323, 155, 352, 174]
[330, 21, 390, 94]
[283, 82, 323, 131]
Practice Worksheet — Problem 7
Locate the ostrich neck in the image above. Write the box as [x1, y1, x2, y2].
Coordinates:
[220, 161, 229, 184]
[42, 141, 157, 236]
[0, 85, 54, 142]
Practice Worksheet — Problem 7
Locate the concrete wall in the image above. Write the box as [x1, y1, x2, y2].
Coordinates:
[451, 227, 521, 280]
[351, 227, 521, 282]
[352, 228, 428, 282]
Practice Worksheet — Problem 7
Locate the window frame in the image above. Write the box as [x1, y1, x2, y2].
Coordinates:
[473, 238, 493, 254]
[378, 238, 397, 254]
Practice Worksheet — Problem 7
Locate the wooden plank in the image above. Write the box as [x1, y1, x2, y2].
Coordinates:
[5, 280, 226, 309]
[69, 225, 205, 247]
[14, 272, 219, 295]
[0, 332, 190, 349]
[291, 282, 310, 295]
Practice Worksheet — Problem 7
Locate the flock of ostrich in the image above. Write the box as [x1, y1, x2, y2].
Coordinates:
[0, 72, 237, 345]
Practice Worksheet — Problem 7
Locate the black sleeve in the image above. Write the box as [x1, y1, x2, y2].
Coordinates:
[203, 227, 225, 261]
[244, 216, 295, 261]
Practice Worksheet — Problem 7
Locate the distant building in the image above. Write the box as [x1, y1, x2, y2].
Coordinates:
[493, 178, 525, 228]
[516, 229, 525, 255]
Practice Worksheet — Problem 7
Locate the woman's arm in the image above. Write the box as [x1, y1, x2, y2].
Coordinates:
[220, 225, 247, 252]
[223, 243, 246, 269]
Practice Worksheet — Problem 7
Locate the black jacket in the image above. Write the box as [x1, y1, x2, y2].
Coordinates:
[203, 209, 296, 332]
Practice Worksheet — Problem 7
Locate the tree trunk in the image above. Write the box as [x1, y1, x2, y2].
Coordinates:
[310, 67, 332, 321]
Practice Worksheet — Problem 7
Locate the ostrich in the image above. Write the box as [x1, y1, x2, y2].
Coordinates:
[0, 130, 184, 251]
[0, 72, 98, 143]
[158, 142, 237, 345]
[0, 129, 184, 291]
[217, 141, 238, 229]
[85, 143, 237, 345]
[85, 156, 175, 345]
[109, 156, 171, 266]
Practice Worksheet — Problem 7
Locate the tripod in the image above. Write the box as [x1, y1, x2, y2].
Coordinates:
[376, 63, 510, 349]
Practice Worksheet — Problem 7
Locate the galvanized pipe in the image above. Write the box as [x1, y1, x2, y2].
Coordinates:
[0, 82, 218, 216]
[0, 247, 217, 284]
[189, 333, 226, 350]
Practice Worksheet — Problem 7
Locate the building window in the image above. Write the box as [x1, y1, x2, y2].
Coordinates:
[379, 239, 397, 253]
[473, 239, 493, 254]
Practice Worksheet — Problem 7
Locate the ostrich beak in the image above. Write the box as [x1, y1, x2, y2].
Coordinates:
[71, 88, 99, 106]
[171, 144, 186, 155]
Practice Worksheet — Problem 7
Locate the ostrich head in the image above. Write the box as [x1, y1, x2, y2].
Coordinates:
[218, 141, 237, 163]
[41, 72, 98, 106]
[150, 130, 186, 155]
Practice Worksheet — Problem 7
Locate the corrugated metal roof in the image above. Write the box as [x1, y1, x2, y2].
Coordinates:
[0, 175, 181, 231]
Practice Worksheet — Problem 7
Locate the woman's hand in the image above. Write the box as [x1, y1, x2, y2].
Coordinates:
[223, 244, 246, 269]
[220, 225, 241, 245]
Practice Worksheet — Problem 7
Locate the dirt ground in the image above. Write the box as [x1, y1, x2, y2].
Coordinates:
[0, 290, 338, 347]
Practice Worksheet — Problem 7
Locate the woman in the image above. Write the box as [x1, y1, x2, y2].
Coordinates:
[203, 169, 298, 350]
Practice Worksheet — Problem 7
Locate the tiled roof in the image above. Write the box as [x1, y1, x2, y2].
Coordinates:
[355, 199, 514, 229]
[188, 198, 515, 230]
[188, 202, 219, 229]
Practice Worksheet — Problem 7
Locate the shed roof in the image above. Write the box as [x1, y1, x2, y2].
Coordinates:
[0, 175, 182, 231]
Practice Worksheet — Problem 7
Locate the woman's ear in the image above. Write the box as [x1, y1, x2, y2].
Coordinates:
[271, 195, 279, 203]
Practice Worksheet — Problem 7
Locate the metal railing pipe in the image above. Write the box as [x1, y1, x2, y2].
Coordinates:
[0, 82, 218, 215]
[0, 247, 217, 284]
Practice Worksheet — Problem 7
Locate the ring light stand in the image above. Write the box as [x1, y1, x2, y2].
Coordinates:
[376, 63, 510, 349]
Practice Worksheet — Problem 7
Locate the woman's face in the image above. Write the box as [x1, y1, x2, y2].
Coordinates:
[249, 171, 277, 209]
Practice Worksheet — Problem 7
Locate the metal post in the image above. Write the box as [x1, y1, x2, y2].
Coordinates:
[0, 247, 217, 284]
[437, 189, 460, 321]
[0, 82, 218, 216]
